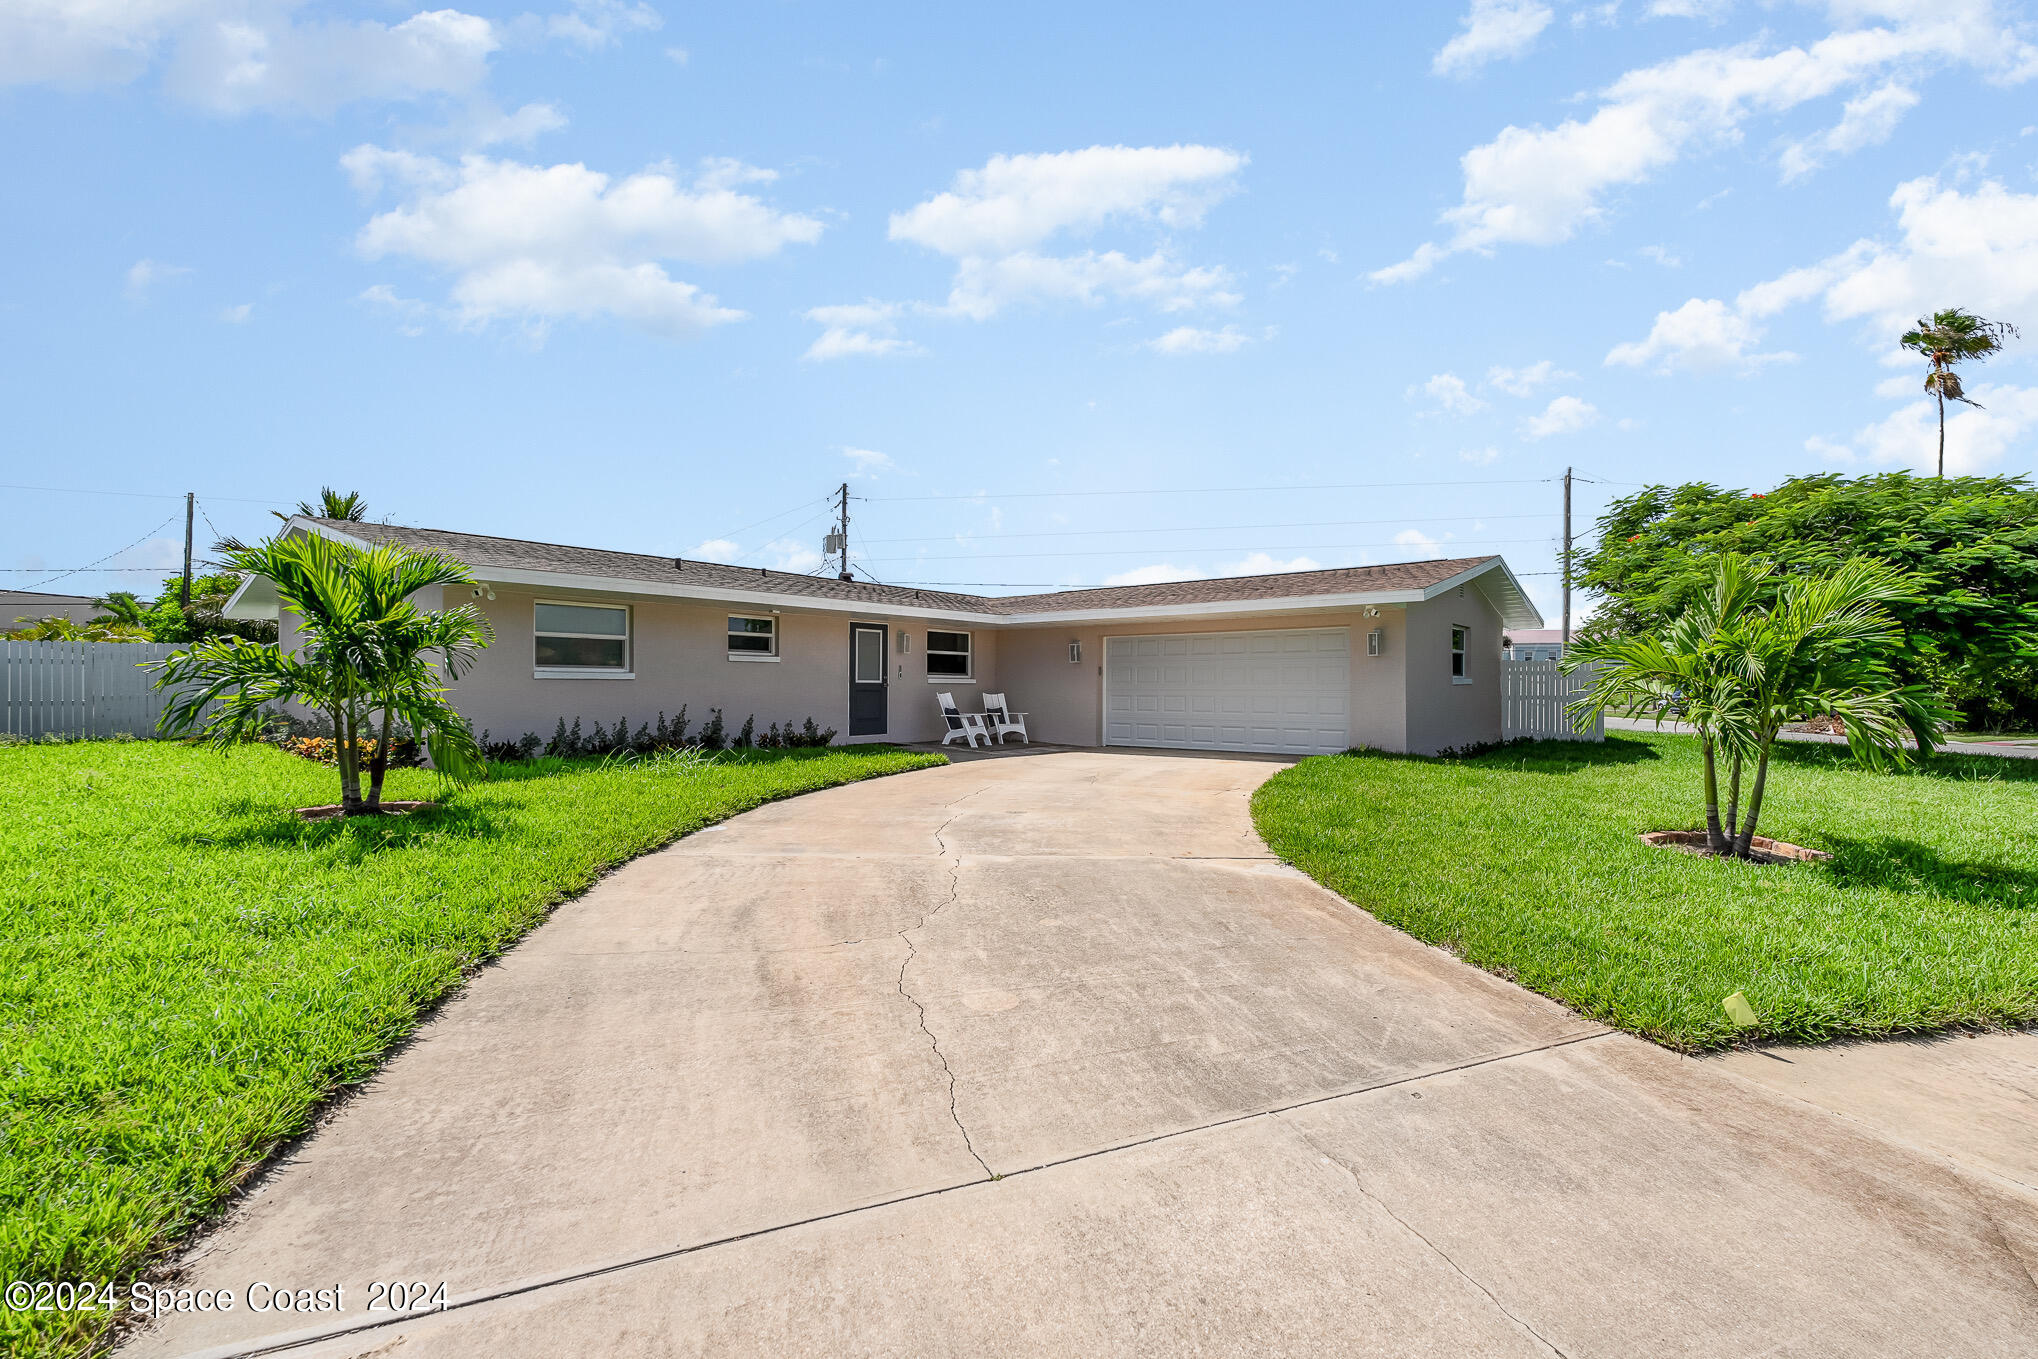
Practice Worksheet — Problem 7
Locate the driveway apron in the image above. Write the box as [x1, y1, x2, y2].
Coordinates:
[125, 750, 2038, 1359]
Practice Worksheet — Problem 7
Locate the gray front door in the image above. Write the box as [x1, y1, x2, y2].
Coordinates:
[848, 622, 888, 736]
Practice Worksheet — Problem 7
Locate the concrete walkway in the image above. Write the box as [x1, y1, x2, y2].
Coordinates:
[126, 750, 2038, 1358]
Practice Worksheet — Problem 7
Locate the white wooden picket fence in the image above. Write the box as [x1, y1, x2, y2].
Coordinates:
[2, 641, 189, 739]
[1502, 658, 1603, 743]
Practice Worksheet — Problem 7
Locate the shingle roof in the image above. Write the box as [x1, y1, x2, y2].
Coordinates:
[306, 518, 1503, 619]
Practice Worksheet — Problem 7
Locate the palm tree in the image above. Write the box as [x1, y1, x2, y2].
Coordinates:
[295, 488, 369, 522]
[211, 489, 371, 564]
[90, 590, 151, 629]
[1566, 554, 1950, 859]
[1899, 309, 2019, 477]
[152, 533, 492, 816]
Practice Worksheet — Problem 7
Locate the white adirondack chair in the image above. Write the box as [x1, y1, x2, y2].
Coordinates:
[936, 692, 987, 748]
[981, 692, 1030, 744]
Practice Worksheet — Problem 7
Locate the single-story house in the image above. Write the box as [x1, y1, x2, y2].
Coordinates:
[3, 589, 101, 632]
[1502, 628, 1569, 661]
[225, 516, 1543, 757]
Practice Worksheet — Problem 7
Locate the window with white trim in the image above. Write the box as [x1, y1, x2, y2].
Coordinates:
[728, 615, 776, 658]
[535, 601, 630, 671]
[1450, 625, 1469, 682]
[926, 629, 972, 678]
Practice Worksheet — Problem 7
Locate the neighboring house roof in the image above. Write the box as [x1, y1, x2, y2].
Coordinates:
[1504, 629, 1569, 645]
[225, 516, 1544, 629]
[3, 589, 101, 630]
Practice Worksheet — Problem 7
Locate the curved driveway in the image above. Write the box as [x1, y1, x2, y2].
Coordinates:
[131, 750, 2038, 1358]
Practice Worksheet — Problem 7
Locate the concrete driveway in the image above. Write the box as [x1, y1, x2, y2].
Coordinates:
[128, 749, 2038, 1358]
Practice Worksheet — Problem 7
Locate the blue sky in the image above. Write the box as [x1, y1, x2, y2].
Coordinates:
[6, 1, 2038, 625]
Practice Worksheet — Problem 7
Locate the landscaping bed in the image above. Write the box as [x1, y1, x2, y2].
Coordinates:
[0, 738, 944, 1359]
[1252, 731, 2038, 1052]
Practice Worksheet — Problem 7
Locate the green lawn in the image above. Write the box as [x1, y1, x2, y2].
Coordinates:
[1252, 731, 2038, 1052]
[1, 739, 944, 1359]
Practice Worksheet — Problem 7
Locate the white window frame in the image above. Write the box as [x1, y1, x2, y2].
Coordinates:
[1450, 625, 1470, 684]
[727, 614, 780, 662]
[925, 628, 974, 683]
[534, 599, 633, 679]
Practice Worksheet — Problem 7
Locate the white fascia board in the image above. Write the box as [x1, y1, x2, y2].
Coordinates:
[454, 565, 1445, 627]
[991, 591, 1428, 626]
[1414, 558, 1543, 631]
[460, 565, 1003, 624]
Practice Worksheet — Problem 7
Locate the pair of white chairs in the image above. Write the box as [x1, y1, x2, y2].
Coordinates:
[936, 691, 1030, 748]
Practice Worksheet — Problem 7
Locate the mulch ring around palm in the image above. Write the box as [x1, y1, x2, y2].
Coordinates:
[1639, 830, 1832, 864]
[295, 801, 438, 821]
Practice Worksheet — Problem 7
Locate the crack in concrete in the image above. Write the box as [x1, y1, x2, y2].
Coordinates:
[895, 787, 994, 1177]
[1283, 1117, 1570, 1359]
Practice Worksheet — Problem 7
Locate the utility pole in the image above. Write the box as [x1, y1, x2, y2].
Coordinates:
[180, 491, 195, 608]
[834, 482, 852, 581]
[1560, 467, 1572, 648]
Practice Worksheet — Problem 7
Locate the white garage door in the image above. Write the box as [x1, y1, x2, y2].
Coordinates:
[1104, 628, 1351, 755]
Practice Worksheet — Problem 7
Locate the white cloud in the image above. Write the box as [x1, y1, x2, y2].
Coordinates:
[1, 3, 651, 125]
[1147, 324, 1261, 355]
[801, 301, 924, 360]
[1227, 552, 1322, 575]
[1638, 243, 1682, 268]
[219, 302, 252, 323]
[542, 0, 660, 50]
[163, 7, 498, 115]
[886, 144, 1245, 322]
[1412, 372, 1487, 415]
[1102, 551, 1324, 588]
[1373, 4, 2038, 282]
[1647, 0, 1734, 19]
[1804, 434, 1856, 463]
[1433, 1, 1554, 78]
[455, 100, 569, 148]
[1460, 445, 1501, 465]
[842, 446, 895, 477]
[1850, 382, 2038, 474]
[1520, 395, 1599, 438]
[1394, 528, 1444, 558]
[1779, 80, 1918, 182]
[124, 257, 189, 300]
[665, 45, 688, 64]
[1103, 563, 1202, 587]
[1485, 359, 1574, 395]
[763, 537, 822, 573]
[1605, 296, 1796, 372]
[691, 538, 739, 560]
[943, 249, 1238, 320]
[1611, 172, 2038, 376]
[346, 149, 821, 339]
[891, 144, 1245, 257]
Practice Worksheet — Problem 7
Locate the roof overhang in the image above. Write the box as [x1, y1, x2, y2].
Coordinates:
[222, 519, 1545, 631]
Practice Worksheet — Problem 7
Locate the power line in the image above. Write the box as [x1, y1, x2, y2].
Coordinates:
[701, 494, 834, 549]
[859, 476, 1557, 503]
[23, 511, 183, 590]
[860, 510, 1559, 546]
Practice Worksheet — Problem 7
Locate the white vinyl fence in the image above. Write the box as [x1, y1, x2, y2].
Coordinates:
[2, 641, 189, 740]
[1502, 658, 1603, 743]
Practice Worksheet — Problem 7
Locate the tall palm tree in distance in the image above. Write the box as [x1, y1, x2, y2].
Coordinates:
[294, 488, 370, 521]
[1899, 309, 2019, 477]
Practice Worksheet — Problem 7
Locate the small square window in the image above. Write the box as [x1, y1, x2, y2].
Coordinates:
[926, 629, 972, 678]
[728, 615, 776, 657]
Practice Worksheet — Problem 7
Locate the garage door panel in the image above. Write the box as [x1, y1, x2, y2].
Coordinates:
[1105, 628, 1350, 756]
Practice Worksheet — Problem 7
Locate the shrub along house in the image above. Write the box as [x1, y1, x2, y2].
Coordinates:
[224, 517, 1542, 757]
